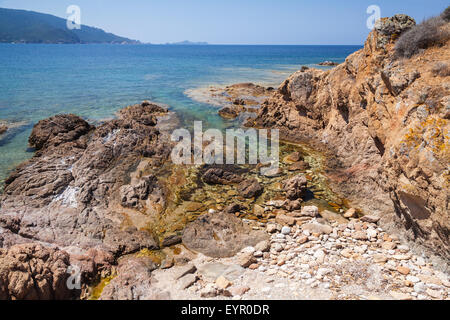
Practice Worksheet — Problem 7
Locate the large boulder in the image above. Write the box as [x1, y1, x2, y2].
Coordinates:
[182, 211, 268, 258]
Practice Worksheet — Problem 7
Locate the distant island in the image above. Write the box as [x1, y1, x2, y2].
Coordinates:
[165, 40, 209, 45]
[0, 8, 139, 44]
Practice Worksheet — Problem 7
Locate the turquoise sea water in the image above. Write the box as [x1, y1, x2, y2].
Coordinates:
[0, 44, 361, 184]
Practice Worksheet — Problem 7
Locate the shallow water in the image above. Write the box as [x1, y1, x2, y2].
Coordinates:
[0, 44, 361, 184]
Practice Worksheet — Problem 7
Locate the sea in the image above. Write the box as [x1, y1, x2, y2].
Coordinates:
[0, 44, 361, 185]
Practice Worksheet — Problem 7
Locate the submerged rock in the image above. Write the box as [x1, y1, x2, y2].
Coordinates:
[282, 174, 307, 200]
[237, 179, 263, 198]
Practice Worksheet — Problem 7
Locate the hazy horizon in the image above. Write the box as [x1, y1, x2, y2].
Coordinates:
[0, 0, 448, 45]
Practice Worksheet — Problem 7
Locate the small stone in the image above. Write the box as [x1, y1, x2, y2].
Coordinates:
[253, 204, 265, 217]
[390, 291, 412, 300]
[178, 274, 198, 289]
[341, 249, 353, 258]
[297, 236, 309, 244]
[353, 231, 368, 240]
[161, 257, 174, 269]
[397, 245, 410, 252]
[249, 263, 259, 270]
[276, 214, 295, 226]
[367, 229, 378, 239]
[382, 242, 397, 250]
[393, 254, 411, 260]
[229, 286, 250, 297]
[361, 215, 380, 224]
[238, 252, 256, 268]
[426, 289, 441, 299]
[302, 222, 333, 235]
[241, 246, 256, 254]
[200, 284, 218, 298]
[216, 276, 232, 289]
[373, 254, 388, 263]
[281, 226, 291, 235]
[397, 266, 410, 275]
[253, 251, 263, 258]
[208, 209, 217, 214]
[314, 249, 326, 263]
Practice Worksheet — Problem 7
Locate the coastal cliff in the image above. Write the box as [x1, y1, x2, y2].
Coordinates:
[248, 14, 449, 259]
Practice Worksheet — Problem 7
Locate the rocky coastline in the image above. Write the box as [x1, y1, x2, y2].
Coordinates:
[0, 13, 449, 301]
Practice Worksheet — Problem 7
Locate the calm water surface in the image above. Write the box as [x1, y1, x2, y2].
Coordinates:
[0, 44, 361, 184]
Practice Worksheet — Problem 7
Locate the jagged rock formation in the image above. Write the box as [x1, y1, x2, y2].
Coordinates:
[247, 15, 449, 259]
[0, 244, 72, 300]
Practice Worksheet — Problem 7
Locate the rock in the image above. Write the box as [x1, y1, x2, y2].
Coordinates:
[223, 203, 245, 214]
[229, 286, 250, 297]
[29, 114, 92, 151]
[218, 106, 241, 119]
[215, 276, 232, 289]
[300, 206, 319, 217]
[160, 257, 174, 269]
[175, 264, 197, 280]
[275, 214, 295, 226]
[318, 61, 339, 66]
[255, 240, 270, 252]
[0, 125, 8, 135]
[314, 249, 326, 263]
[282, 174, 307, 200]
[373, 254, 388, 263]
[382, 242, 397, 250]
[0, 102, 170, 257]
[246, 13, 449, 260]
[284, 199, 302, 211]
[302, 222, 333, 235]
[393, 254, 411, 261]
[406, 275, 421, 283]
[288, 161, 310, 172]
[285, 152, 303, 162]
[281, 226, 291, 235]
[237, 179, 263, 198]
[200, 283, 218, 298]
[426, 288, 442, 299]
[340, 248, 353, 258]
[389, 291, 413, 300]
[266, 224, 278, 234]
[0, 244, 72, 300]
[343, 208, 357, 218]
[353, 231, 368, 241]
[179, 274, 198, 289]
[253, 204, 265, 217]
[360, 215, 380, 224]
[100, 256, 169, 300]
[367, 229, 378, 239]
[397, 266, 411, 275]
[161, 234, 182, 247]
[237, 252, 256, 268]
[202, 167, 243, 185]
[182, 211, 268, 258]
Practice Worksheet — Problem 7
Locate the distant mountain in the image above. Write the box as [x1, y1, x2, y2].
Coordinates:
[0, 8, 139, 44]
[166, 40, 209, 45]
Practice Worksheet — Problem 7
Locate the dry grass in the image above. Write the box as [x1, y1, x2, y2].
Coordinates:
[395, 7, 450, 58]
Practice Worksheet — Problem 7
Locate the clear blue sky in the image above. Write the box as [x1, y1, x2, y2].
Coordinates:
[0, 0, 448, 44]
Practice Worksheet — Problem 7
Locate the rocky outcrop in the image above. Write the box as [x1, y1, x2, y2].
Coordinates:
[0, 102, 171, 258]
[0, 125, 7, 135]
[182, 211, 268, 258]
[99, 256, 170, 300]
[0, 244, 72, 300]
[247, 15, 450, 260]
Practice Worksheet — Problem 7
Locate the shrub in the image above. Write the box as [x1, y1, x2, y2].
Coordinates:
[395, 6, 450, 58]
[441, 6, 450, 22]
[431, 62, 450, 77]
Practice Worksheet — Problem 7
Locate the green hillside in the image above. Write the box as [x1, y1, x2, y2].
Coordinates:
[0, 8, 139, 44]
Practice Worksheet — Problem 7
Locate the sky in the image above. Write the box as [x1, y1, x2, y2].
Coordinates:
[0, 0, 448, 44]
